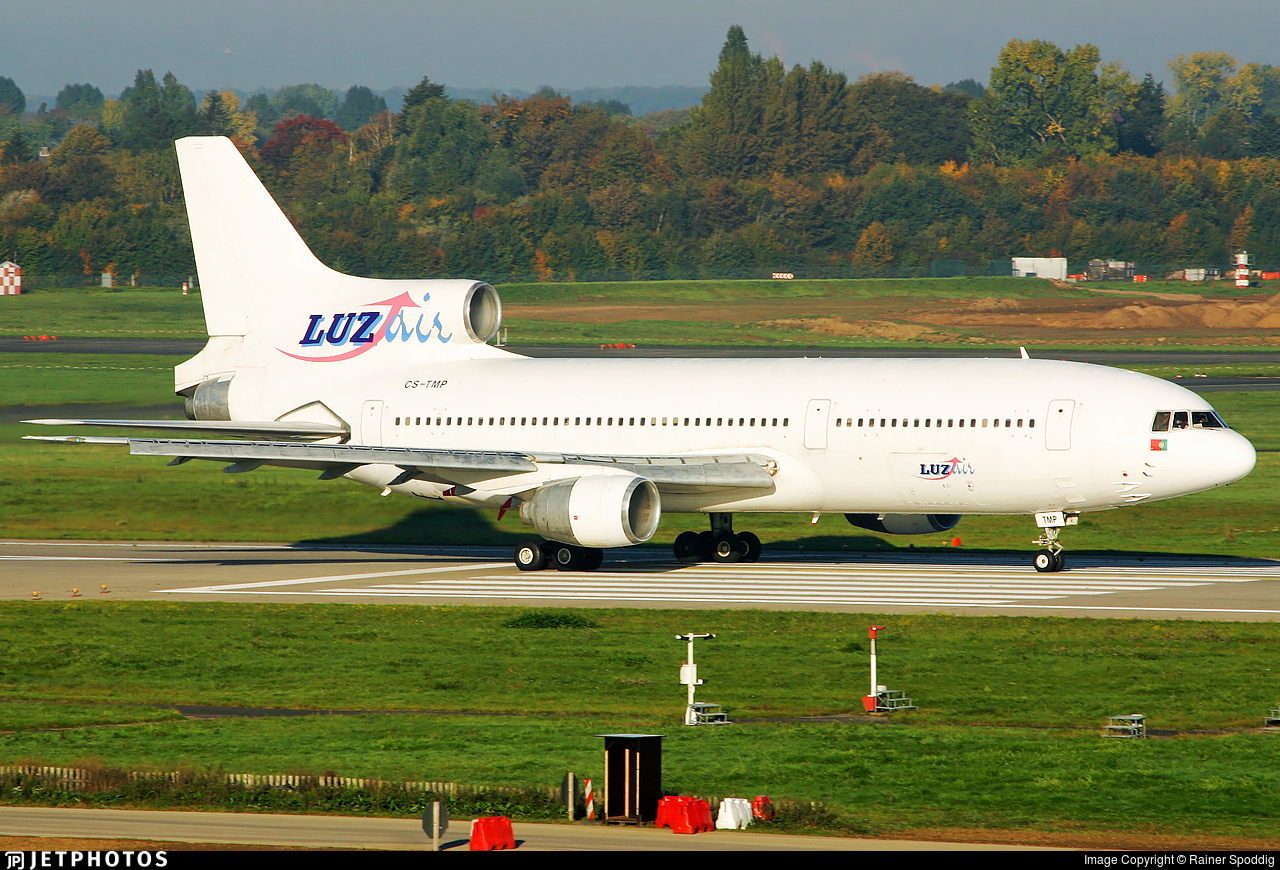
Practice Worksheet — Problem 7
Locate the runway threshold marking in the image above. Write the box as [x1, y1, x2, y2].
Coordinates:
[163, 563, 508, 594]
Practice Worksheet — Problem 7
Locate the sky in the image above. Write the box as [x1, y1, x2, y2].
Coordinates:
[7, 0, 1279, 100]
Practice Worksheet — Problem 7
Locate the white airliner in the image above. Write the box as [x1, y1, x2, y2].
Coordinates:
[26, 137, 1258, 573]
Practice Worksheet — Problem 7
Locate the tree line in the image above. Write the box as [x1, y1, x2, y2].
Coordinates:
[2, 27, 1280, 287]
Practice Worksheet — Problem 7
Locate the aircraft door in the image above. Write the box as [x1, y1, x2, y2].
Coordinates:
[804, 399, 832, 449]
[360, 400, 384, 444]
[1045, 399, 1075, 451]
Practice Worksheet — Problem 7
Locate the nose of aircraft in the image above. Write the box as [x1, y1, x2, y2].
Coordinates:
[1222, 430, 1259, 484]
[1193, 430, 1257, 491]
[1158, 429, 1256, 498]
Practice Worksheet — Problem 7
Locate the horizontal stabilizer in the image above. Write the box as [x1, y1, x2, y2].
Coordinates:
[23, 418, 348, 440]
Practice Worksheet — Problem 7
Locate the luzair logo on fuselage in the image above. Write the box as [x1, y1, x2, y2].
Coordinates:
[917, 457, 974, 480]
[279, 292, 453, 362]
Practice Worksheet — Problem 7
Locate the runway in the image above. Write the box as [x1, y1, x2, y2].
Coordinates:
[5, 541, 1280, 620]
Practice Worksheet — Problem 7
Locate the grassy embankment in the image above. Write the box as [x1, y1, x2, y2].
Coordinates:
[0, 277, 1268, 348]
[3, 604, 1280, 843]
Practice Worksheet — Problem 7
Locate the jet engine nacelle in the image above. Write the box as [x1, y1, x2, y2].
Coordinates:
[436, 280, 503, 345]
[371, 279, 502, 345]
[520, 473, 661, 548]
[845, 513, 962, 535]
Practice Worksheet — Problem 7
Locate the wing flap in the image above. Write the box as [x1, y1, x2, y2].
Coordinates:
[24, 433, 777, 490]
[23, 418, 348, 440]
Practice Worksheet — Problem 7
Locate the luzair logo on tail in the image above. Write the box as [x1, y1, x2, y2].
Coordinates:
[279, 292, 454, 362]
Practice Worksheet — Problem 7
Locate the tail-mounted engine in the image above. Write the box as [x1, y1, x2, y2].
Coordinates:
[846, 513, 961, 535]
[520, 473, 661, 548]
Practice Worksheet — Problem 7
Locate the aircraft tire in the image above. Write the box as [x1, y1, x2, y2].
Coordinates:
[1033, 549, 1057, 573]
[710, 534, 746, 563]
[1053, 551, 1066, 572]
[554, 544, 587, 571]
[515, 540, 548, 571]
[582, 548, 604, 571]
[674, 532, 701, 563]
[739, 531, 762, 562]
[697, 531, 715, 560]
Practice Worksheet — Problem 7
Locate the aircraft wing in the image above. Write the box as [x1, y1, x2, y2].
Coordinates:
[23, 435, 776, 490]
[23, 418, 347, 440]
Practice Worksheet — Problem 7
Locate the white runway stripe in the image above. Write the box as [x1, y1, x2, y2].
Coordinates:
[163, 559, 1280, 614]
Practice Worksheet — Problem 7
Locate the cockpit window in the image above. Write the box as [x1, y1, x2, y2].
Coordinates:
[1191, 411, 1227, 429]
[1172, 411, 1189, 430]
[1151, 411, 1171, 432]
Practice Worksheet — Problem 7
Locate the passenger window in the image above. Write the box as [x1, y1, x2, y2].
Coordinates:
[1173, 411, 1189, 430]
[1152, 411, 1170, 432]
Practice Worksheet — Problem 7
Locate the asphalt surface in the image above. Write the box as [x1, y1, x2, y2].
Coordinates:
[6, 541, 1280, 621]
[0, 806, 1048, 851]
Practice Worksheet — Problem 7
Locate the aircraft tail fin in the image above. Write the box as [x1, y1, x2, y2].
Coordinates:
[176, 136, 330, 337]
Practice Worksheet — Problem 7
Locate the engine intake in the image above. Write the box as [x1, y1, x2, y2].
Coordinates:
[845, 513, 961, 535]
[521, 473, 661, 548]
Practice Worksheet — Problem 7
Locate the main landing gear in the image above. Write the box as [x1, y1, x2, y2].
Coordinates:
[1031, 511, 1077, 572]
[673, 513, 763, 564]
[514, 539, 604, 572]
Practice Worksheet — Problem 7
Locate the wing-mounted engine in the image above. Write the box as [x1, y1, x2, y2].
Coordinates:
[846, 513, 961, 535]
[520, 473, 661, 548]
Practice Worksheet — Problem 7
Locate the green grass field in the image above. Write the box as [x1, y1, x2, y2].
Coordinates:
[3, 604, 1280, 842]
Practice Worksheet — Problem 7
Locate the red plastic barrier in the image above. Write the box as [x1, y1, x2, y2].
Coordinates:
[657, 796, 712, 834]
[752, 795, 775, 821]
[655, 795, 690, 829]
[469, 815, 516, 850]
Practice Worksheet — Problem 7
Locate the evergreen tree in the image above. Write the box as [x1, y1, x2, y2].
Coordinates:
[0, 77, 25, 116]
[1250, 112, 1280, 157]
[397, 76, 448, 135]
[1116, 74, 1166, 156]
[682, 25, 765, 177]
[116, 70, 198, 152]
[55, 83, 104, 117]
[335, 85, 388, 131]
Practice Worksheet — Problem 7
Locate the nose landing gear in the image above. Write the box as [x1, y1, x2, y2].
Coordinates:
[1031, 511, 1077, 572]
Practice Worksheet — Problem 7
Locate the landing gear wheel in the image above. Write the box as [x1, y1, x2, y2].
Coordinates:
[515, 540, 548, 571]
[674, 531, 701, 564]
[697, 531, 715, 561]
[1053, 551, 1066, 572]
[554, 544, 586, 571]
[710, 534, 746, 563]
[582, 548, 604, 572]
[738, 531, 762, 562]
[1034, 549, 1058, 573]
